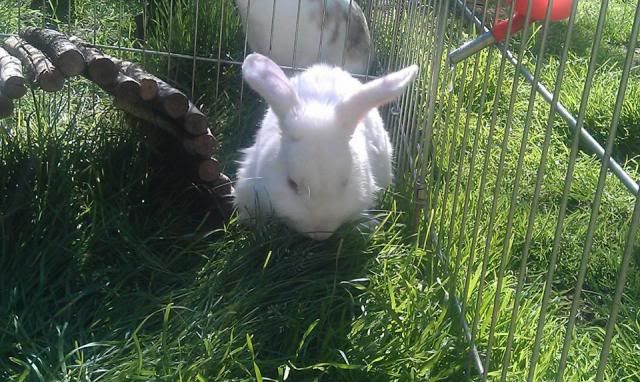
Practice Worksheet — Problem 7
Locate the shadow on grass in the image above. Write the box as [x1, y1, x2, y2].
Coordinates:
[0, 121, 433, 379]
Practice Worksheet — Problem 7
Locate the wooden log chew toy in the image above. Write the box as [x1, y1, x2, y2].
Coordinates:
[64, 37, 209, 135]
[2, 36, 65, 92]
[113, 60, 209, 136]
[212, 173, 233, 197]
[111, 57, 190, 118]
[20, 27, 86, 77]
[118, 60, 158, 101]
[65, 38, 140, 102]
[153, 76, 189, 119]
[0, 47, 27, 99]
[1, 27, 229, 208]
[101, 72, 141, 104]
[198, 158, 221, 183]
[114, 65, 190, 119]
[113, 98, 216, 158]
[114, 98, 222, 184]
[68, 37, 158, 101]
[105, 57, 160, 103]
[114, 62, 206, 128]
[68, 36, 118, 86]
[182, 102, 209, 135]
[183, 130, 217, 157]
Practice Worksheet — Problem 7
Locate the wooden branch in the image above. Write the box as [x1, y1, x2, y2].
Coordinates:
[211, 173, 233, 197]
[20, 27, 86, 77]
[118, 60, 158, 101]
[59, 38, 198, 124]
[209, 175, 235, 217]
[182, 102, 209, 135]
[67, 38, 158, 101]
[217, 194, 235, 217]
[113, 98, 214, 157]
[103, 72, 141, 104]
[118, 100, 221, 183]
[115, 65, 189, 118]
[67, 38, 136, 103]
[198, 158, 221, 183]
[68, 36, 118, 86]
[112, 54, 187, 117]
[108, 60, 188, 118]
[154, 78, 189, 119]
[0, 47, 27, 99]
[2, 36, 65, 92]
[183, 129, 217, 157]
[0, 92, 13, 118]
[113, 97, 179, 136]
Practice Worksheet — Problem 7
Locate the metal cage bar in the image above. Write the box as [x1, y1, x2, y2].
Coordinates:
[442, 0, 640, 380]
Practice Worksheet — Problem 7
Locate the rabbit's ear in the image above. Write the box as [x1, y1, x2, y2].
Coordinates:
[337, 65, 419, 128]
[242, 53, 299, 118]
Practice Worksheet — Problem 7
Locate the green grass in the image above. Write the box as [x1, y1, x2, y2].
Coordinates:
[434, 1, 640, 379]
[0, 92, 464, 380]
[1, 0, 640, 381]
[1, 4, 464, 381]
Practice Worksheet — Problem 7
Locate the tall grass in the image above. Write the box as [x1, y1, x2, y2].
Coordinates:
[0, 92, 465, 379]
[433, 1, 640, 378]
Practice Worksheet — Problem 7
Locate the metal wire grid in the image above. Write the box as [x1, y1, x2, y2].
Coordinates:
[3, 0, 640, 380]
[424, 0, 640, 380]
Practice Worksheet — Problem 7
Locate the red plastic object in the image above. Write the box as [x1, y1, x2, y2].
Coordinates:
[514, 0, 572, 21]
[447, 0, 574, 64]
[492, 0, 573, 42]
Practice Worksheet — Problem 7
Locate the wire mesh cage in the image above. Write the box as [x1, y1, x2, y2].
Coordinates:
[1, 0, 640, 380]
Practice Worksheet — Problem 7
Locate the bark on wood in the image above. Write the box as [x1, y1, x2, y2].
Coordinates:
[211, 185, 235, 217]
[113, 97, 179, 136]
[20, 27, 86, 77]
[0, 47, 27, 99]
[118, 60, 158, 101]
[182, 102, 209, 135]
[113, 98, 214, 157]
[211, 173, 233, 197]
[110, 62, 188, 118]
[0, 92, 14, 118]
[67, 38, 158, 101]
[198, 158, 221, 183]
[101, 57, 157, 101]
[105, 72, 141, 104]
[218, 194, 235, 217]
[2, 36, 65, 92]
[133, 121, 234, 220]
[116, 65, 188, 118]
[115, 61, 187, 118]
[183, 129, 217, 157]
[154, 79, 189, 119]
[110, 57, 187, 117]
[68, 36, 118, 86]
[62, 37, 189, 119]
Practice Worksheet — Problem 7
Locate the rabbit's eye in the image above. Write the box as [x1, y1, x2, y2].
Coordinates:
[287, 178, 299, 193]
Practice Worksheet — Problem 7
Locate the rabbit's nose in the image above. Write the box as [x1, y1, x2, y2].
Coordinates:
[307, 231, 333, 241]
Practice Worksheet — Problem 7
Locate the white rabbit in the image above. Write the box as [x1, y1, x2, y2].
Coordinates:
[234, 53, 418, 240]
[234, 0, 373, 75]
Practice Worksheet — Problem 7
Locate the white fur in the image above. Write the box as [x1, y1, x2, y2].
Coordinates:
[234, 0, 373, 75]
[234, 53, 418, 240]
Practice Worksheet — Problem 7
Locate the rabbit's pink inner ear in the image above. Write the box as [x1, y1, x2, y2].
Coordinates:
[336, 65, 419, 128]
[242, 53, 299, 117]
